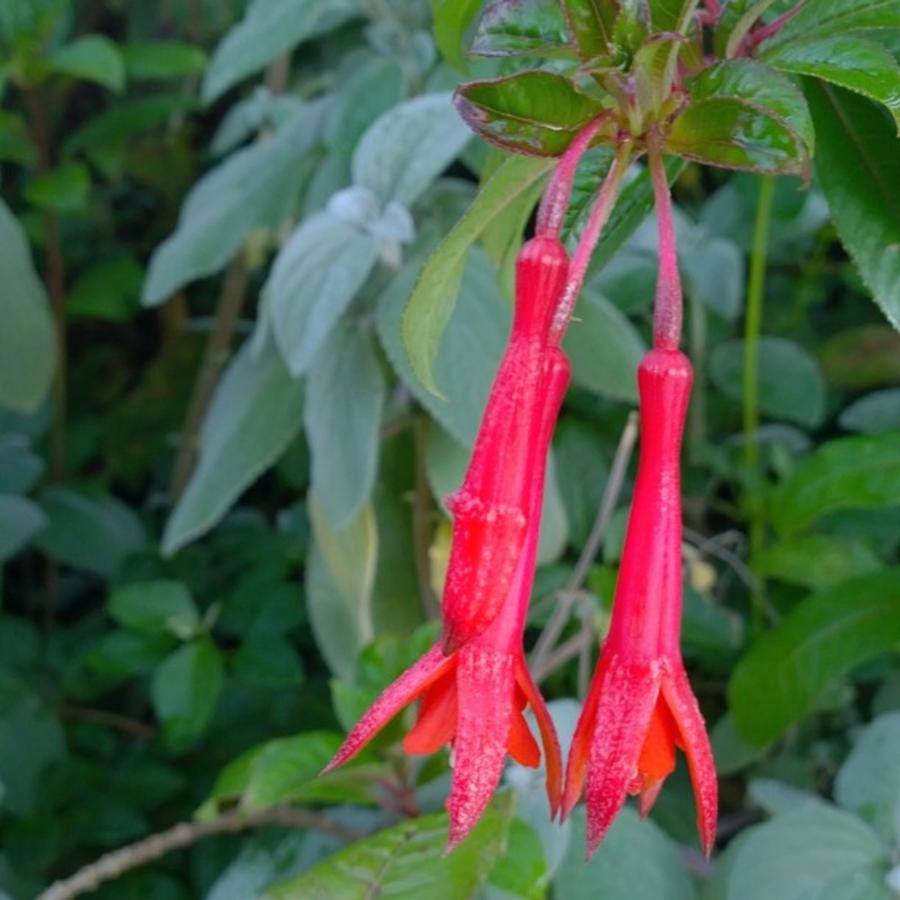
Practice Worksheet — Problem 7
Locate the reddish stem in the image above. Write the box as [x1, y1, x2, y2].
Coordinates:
[548, 147, 632, 345]
[536, 115, 611, 240]
[749, 3, 804, 50]
[649, 144, 682, 351]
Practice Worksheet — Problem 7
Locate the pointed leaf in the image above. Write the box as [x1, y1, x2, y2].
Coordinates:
[560, 0, 618, 60]
[728, 569, 900, 744]
[50, 35, 125, 92]
[472, 0, 572, 57]
[455, 70, 605, 156]
[432, 0, 483, 67]
[668, 60, 813, 175]
[805, 81, 900, 330]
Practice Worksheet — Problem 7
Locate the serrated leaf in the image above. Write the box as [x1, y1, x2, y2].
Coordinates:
[381, 250, 510, 447]
[728, 568, 900, 744]
[108, 580, 199, 638]
[771, 431, 900, 536]
[763, 35, 900, 128]
[142, 106, 324, 305]
[455, 70, 604, 156]
[50, 34, 125, 92]
[265, 211, 378, 377]
[805, 81, 900, 330]
[472, 0, 572, 57]
[401, 153, 552, 393]
[202, 0, 354, 103]
[304, 324, 385, 528]
[668, 59, 813, 175]
[151, 639, 224, 750]
[431, 0, 483, 67]
[560, 0, 618, 60]
[0, 199, 56, 414]
[264, 794, 515, 899]
[353, 93, 471, 206]
[710, 336, 826, 428]
[163, 340, 303, 555]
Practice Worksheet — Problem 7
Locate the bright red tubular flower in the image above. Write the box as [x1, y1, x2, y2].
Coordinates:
[441, 235, 568, 653]
[562, 348, 717, 857]
[324, 351, 570, 846]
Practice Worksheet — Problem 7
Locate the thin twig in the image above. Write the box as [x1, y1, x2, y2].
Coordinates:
[38, 806, 360, 900]
[169, 253, 248, 499]
[61, 705, 155, 739]
[529, 411, 639, 675]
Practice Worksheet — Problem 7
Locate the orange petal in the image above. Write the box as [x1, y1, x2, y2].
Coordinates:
[403, 671, 457, 755]
[636, 695, 679, 783]
[508, 700, 541, 768]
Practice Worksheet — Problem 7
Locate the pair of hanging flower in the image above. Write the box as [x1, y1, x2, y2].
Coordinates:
[324, 121, 718, 859]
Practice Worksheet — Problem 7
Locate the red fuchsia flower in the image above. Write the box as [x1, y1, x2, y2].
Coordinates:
[324, 349, 570, 847]
[561, 348, 717, 856]
[562, 145, 717, 858]
[440, 234, 569, 652]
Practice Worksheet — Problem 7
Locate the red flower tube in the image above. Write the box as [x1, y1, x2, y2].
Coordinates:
[562, 348, 717, 857]
[324, 350, 571, 846]
[440, 235, 568, 652]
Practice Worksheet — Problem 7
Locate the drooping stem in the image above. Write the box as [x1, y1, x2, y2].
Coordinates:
[536, 114, 611, 240]
[743, 174, 774, 629]
[649, 143, 682, 351]
[548, 146, 632, 345]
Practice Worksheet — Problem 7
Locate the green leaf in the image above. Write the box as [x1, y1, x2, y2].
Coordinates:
[381, 250, 510, 447]
[151, 639, 224, 750]
[431, 0, 483, 67]
[710, 806, 889, 900]
[25, 161, 91, 212]
[710, 336, 826, 428]
[265, 212, 378, 377]
[713, 0, 780, 57]
[0, 676, 65, 816]
[353, 93, 471, 207]
[488, 818, 549, 898]
[401, 153, 553, 394]
[668, 60, 813, 175]
[553, 421, 609, 548]
[306, 499, 378, 679]
[50, 34, 125, 92]
[142, 106, 324, 305]
[108, 580, 200, 639]
[763, 35, 900, 129]
[0, 199, 56, 414]
[560, 0, 618, 60]
[304, 323, 386, 528]
[835, 712, 900, 843]
[555, 806, 697, 899]
[233, 636, 303, 688]
[36, 488, 146, 578]
[760, 0, 900, 54]
[68, 256, 143, 322]
[472, 0, 572, 57]
[0, 494, 46, 563]
[804, 82, 900, 330]
[163, 343, 302, 555]
[771, 432, 900, 536]
[264, 794, 515, 899]
[728, 568, 900, 744]
[840, 389, 900, 434]
[0, 437, 43, 493]
[563, 288, 646, 403]
[455, 70, 604, 156]
[122, 40, 207, 80]
[202, 0, 354, 103]
[757, 535, 883, 591]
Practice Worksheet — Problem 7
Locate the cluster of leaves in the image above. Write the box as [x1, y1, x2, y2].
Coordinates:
[0, 0, 899, 897]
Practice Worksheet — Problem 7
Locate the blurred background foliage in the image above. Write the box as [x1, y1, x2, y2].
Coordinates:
[1, 0, 899, 897]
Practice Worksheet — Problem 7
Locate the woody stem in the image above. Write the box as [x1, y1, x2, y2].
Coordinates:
[548, 146, 632, 345]
[649, 143, 682, 351]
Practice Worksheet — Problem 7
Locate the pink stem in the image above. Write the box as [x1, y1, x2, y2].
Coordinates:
[548, 148, 632, 345]
[536, 115, 611, 240]
[749, 3, 804, 50]
[649, 145, 682, 351]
